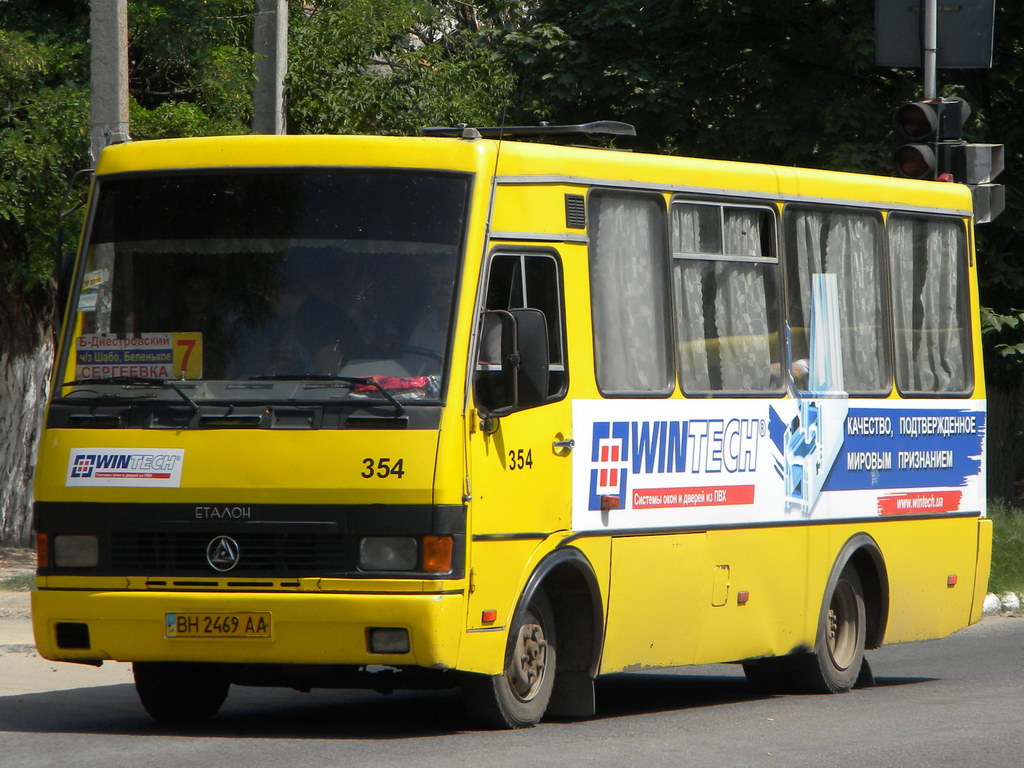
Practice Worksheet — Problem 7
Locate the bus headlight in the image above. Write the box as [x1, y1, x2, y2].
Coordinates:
[53, 535, 99, 568]
[359, 537, 417, 571]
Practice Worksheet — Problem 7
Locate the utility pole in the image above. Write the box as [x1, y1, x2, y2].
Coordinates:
[90, 0, 130, 165]
[252, 0, 288, 134]
[922, 0, 937, 98]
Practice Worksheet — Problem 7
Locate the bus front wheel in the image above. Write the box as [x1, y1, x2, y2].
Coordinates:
[462, 590, 557, 729]
[133, 662, 229, 723]
[794, 564, 867, 694]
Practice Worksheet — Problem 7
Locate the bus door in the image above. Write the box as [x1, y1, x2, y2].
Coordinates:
[465, 250, 573, 630]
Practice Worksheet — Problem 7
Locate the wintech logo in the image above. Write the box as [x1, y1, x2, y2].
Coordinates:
[589, 422, 630, 511]
[66, 448, 185, 488]
[587, 418, 763, 511]
[70, 454, 97, 478]
[71, 453, 132, 477]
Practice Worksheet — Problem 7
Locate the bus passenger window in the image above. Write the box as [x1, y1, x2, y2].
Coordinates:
[589, 192, 673, 395]
[671, 202, 783, 394]
[888, 215, 970, 394]
[784, 208, 888, 395]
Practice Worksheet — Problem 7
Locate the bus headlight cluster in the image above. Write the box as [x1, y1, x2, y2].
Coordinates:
[53, 535, 99, 568]
[358, 535, 454, 573]
[359, 537, 418, 571]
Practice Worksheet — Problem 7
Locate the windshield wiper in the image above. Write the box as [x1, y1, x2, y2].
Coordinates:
[248, 374, 407, 417]
[62, 376, 200, 412]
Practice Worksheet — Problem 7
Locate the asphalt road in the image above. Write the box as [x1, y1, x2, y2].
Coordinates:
[2, 599, 1023, 768]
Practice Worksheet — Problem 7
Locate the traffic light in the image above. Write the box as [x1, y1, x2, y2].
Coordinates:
[892, 97, 1005, 222]
[892, 98, 970, 180]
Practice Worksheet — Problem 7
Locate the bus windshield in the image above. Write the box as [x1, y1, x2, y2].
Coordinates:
[66, 169, 469, 403]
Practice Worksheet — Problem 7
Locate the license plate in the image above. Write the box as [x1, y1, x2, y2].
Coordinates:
[165, 612, 271, 638]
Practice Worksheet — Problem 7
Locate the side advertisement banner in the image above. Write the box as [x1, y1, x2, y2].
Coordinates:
[572, 398, 985, 531]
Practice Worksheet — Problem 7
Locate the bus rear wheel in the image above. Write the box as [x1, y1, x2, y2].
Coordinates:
[793, 564, 867, 694]
[133, 662, 229, 723]
[462, 590, 556, 729]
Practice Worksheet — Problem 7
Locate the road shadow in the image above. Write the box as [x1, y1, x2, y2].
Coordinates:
[0, 666, 941, 739]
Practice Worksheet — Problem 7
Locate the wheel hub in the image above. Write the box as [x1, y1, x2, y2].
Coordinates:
[827, 580, 857, 670]
[509, 621, 548, 701]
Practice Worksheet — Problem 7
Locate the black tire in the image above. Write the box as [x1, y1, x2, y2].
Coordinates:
[462, 590, 557, 729]
[133, 662, 229, 723]
[791, 564, 867, 694]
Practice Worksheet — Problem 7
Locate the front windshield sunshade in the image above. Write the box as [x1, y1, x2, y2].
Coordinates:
[63, 169, 469, 404]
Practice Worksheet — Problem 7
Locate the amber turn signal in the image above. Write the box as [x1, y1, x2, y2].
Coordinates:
[422, 535, 453, 573]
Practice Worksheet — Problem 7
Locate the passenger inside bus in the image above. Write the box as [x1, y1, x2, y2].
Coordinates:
[235, 253, 364, 377]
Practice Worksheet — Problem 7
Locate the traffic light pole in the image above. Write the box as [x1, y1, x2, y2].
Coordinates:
[884, 0, 1004, 221]
[923, 0, 937, 98]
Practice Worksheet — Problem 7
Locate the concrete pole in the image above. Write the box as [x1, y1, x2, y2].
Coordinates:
[90, 0, 130, 166]
[922, 0, 938, 99]
[252, 0, 288, 134]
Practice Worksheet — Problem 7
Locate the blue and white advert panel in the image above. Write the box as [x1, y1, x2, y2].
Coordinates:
[571, 399, 986, 531]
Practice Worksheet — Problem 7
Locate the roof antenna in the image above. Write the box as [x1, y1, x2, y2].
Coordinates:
[483, 102, 510, 242]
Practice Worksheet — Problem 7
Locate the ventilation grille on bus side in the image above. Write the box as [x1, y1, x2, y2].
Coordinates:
[565, 194, 586, 229]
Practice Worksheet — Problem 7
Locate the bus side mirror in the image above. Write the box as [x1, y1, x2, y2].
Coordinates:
[475, 308, 549, 414]
[510, 308, 549, 408]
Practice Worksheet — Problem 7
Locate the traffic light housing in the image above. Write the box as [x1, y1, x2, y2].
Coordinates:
[892, 97, 1005, 223]
[893, 98, 970, 180]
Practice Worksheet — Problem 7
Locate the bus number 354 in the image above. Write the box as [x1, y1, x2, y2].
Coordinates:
[508, 449, 533, 470]
[361, 458, 405, 478]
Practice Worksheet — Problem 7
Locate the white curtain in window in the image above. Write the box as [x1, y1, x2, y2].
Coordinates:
[671, 206, 711, 390]
[889, 217, 966, 392]
[716, 211, 771, 390]
[789, 210, 885, 392]
[590, 194, 671, 393]
[672, 205, 775, 392]
[888, 220, 916, 388]
[788, 211, 823, 377]
[824, 214, 884, 391]
[923, 224, 966, 390]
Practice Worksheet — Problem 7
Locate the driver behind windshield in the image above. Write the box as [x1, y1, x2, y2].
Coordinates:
[234, 252, 364, 378]
[401, 259, 454, 376]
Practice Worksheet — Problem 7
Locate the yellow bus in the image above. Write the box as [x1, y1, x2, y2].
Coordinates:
[32, 123, 990, 728]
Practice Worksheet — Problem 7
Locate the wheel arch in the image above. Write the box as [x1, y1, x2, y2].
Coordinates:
[510, 545, 604, 717]
[820, 533, 889, 651]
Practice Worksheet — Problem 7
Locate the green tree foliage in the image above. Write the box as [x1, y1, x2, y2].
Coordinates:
[129, 0, 254, 138]
[0, 3, 89, 330]
[286, 0, 515, 135]
[498, 1, 918, 168]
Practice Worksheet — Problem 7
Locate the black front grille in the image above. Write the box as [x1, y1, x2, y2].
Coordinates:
[36, 501, 467, 580]
[110, 531, 348, 575]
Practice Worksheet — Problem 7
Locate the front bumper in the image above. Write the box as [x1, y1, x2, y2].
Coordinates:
[32, 587, 465, 669]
